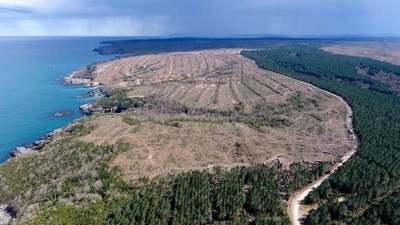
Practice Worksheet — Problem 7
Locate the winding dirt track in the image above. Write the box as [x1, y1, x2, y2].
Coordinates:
[288, 146, 356, 225]
[276, 70, 358, 225]
[289, 174, 330, 225]
[288, 143, 357, 225]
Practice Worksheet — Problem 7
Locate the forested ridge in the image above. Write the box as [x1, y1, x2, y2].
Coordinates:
[104, 162, 330, 225]
[242, 46, 400, 225]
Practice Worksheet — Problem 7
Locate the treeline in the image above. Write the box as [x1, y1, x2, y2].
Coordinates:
[242, 46, 400, 224]
[92, 37, 322, 55]
[104, 162, 329, 225]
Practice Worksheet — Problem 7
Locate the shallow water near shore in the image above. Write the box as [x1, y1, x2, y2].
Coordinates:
[0, 37, 118, 163]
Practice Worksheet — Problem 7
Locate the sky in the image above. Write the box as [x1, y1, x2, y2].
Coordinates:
[0, 0, 399, 37]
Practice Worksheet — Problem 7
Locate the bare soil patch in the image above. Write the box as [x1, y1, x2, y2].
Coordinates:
[322, 41, 400, 65]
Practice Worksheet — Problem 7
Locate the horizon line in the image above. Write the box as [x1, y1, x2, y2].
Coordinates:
[0, 35, 400, 39]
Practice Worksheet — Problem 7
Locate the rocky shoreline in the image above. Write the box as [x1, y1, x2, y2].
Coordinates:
[10, 128, 63, 157]
[9, 67, 105, 159]
[62, 69, 100, 87]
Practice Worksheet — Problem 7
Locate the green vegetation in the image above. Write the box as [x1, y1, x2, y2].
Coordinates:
[0, 125, 131, 225]
[122, 114, 140, 125]
[93, 37, 322, 55]
[242, 45, 400, 224]
[3, 43, 381, 224]
[0, 105, 330, 225]
[75, 64, 97, 79]
[348, 190, 400, 225]
[115, 95, 291, 131]
[96, 90, 133, 112]
[104, 162, 329, 225]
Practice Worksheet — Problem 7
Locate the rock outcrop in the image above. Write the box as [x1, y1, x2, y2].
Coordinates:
[62, 69, 100, 88]
[33, 140, 45, 150]
[46, 128, 63, 138]
[79, 103, 95, 115]
[10, 128, 63, 158]
[79, 103, 121, 115]
[10, 147, 34, 157]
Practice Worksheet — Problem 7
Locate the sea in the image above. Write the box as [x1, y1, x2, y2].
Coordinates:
[0, 37, 121, 163]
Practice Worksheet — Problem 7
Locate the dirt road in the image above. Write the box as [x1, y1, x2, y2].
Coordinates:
[248, 58, 358, 225]
[285, 89, 357, 225]
[288, 146, 356, 225]
[289, 174, 330, 225]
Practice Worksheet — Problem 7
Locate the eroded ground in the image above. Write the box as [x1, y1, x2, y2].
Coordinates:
[71, 49, 356, 180]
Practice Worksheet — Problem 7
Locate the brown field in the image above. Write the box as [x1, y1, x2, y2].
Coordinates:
[322, 41, 400, 65]
[93, 49, 312, 112]
[75, 49, 355, 180]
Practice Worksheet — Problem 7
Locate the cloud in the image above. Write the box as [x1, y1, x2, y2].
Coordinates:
[0, 0, 399, 36]
[0, 6, 33, 14]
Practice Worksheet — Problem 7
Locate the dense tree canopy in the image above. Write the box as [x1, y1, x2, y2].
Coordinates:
[242, 46, 400, 224]
[104, 162, 328, 225]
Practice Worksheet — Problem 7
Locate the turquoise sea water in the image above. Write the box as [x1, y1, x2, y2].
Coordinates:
[0, 37, 118, 163]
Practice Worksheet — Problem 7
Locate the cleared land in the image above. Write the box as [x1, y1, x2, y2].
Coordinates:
[73, 49, 356, 180]
[322, 41, 400, 65]
[92, 49, 326, 111]
[0, 47, 360, 224]
[323, 42, 400, 94]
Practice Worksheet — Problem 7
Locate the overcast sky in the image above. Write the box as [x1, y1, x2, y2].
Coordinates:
[0, 0, 399, 36]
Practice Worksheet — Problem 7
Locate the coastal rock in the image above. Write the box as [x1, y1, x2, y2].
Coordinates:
[46, 128, 63, 138]
[10, 138, 49, 158]
[10, 147, 33, 157]
[32, 140, 46, 150]
[54, 111, 72, 117]
[63, 75, 94, 87]
[53, 128, 63, 135]
[62, 71, 100, 88]
[79, 103, 105, 115]
[0, 205, 12, 225]
[79, 103, 94, 115]
[33, 140, 45, 146]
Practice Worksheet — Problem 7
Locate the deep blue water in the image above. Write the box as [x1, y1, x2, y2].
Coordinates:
[0, 37, 120, 163]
